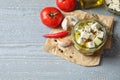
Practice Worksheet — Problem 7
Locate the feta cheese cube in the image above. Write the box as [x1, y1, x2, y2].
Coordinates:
[107, 0, 120, 12]
[87, 41, 95, 48]
[91, 22, 98, 29]
[89, 33, 95, 40]
[116, 7, 120, 12]
[84, 25, 91, 32]
[88, 23, 93, 26]
[81, 31, 90, 39]
[97, 31, 104, 38]
[105, 0, 112, 4]
[78, 29, 84, 33]
[112, 0, 120, 4]
[77, 37, 85, 44]
[108, 3, 119, 10]
[93, 37, 102, 45]
[91, 22, 98, 32]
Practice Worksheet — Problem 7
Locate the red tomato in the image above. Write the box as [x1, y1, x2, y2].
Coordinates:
[56, 0, 76, 12]
[40, 7, 64, 28]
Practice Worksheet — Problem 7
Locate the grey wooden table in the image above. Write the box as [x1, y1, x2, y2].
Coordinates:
[0, 0, 120, 80]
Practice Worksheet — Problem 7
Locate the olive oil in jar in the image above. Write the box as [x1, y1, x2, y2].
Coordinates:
[80, 0, 104, 9]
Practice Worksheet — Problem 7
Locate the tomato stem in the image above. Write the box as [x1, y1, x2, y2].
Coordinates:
[49, 12, 58, 18]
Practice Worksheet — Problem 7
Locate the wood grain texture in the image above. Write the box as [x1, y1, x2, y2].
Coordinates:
[0, 0, 120, 80]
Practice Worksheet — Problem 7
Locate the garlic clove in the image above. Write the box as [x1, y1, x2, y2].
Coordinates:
[70, 16, 78, 25]
[57, 38, 72, 47]
[61, 17, 69, 30]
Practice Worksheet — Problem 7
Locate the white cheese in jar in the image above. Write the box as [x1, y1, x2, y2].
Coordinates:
[74, 20, 105, 48]
[97, 31, 104, 38]
[77, 37, 85, 44]
[105, 0, 120, 12]
[109, 4, 119, 10]
[84, 25, 91, 32]
[112, 0, 120, 4]
[80, 31, 90, 39]
[87, 41, 95, 48]
[91, 22, 99, 32]
[89, 33, 95, 40]
[93, 37, 102, 45]
[105, 0, 112, 4]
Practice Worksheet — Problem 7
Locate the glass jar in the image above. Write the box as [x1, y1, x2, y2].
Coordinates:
[104, 0, 120, 15]
[72, 19, 107, 55]
[80, 0, 104, 9]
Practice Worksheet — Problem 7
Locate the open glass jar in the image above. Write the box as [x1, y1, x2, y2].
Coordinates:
[72, 19, 107, 55]
[104, 0, 120, 15]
